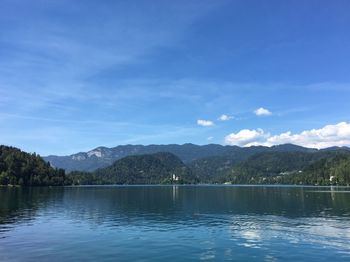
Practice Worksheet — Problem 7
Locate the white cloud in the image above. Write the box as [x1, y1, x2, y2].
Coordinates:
[197, 119, 214, 127]
[218, 114, 234, 121]
[224, 122, 350, 149]
[207, 136, 214, 141]
[224, 128, 269, 147]
[254, 107, 272, 116]
[266, 122, 350, 148]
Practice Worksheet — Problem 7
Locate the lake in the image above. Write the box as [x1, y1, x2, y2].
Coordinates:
[0, 185, 350, 261]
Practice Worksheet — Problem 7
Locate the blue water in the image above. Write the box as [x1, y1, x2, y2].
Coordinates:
[0, 185, 350, 261]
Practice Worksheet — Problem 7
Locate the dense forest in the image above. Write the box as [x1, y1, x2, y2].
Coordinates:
[69, 152, 197, 185]
[0, 146, 71, 186]
[280, 153, 350, 185]
[1, 145, 350, 186]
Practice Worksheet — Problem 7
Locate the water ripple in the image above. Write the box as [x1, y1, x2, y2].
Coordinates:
[0, 186, 350, 261]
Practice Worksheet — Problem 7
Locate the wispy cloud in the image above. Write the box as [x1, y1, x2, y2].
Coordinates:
[254, 107, 272, 116]
[218, 114, 234, 121]
[197, 119, 214, 127]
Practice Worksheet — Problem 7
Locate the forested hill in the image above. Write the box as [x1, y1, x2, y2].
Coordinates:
[281, 153, 350, 185]
[189, 149, 350, 182]
[68, 152, 196, 185]
[0, 145, 71, 186]
[195, 150, 350, 186]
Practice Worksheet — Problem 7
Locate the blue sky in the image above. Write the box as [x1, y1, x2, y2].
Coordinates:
[1, 0, 350, 155]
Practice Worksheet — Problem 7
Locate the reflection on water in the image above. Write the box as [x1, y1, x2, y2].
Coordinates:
[0, 185, 350, 261]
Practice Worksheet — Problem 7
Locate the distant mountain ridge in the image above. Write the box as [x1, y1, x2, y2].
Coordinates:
[43, 143, 347, 172]
[45, 143, 232, 172]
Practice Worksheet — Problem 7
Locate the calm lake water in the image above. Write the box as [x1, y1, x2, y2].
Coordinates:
[1, 185, 350, 261]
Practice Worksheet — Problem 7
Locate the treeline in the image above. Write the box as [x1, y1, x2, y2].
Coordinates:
[0, 146, 71, 186]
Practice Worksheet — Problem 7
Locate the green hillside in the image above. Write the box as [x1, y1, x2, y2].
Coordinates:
[0, 145, 71, 186]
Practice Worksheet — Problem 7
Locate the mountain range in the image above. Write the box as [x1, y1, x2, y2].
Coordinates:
[44, 143, 324, 172]
[1, 143, 350, 186]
